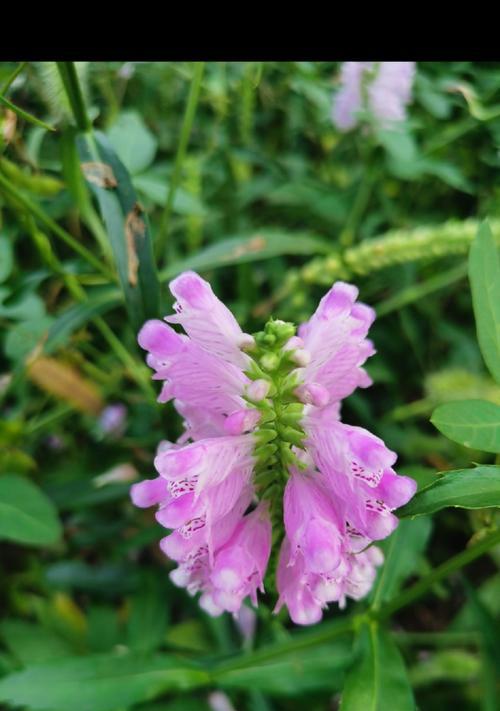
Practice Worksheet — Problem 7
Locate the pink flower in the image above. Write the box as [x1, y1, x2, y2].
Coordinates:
[209, 503, 272, 613]
[131, 271, 416, 623]
[97, 403, 127, 438]
[332, 61, 416, 132]
[296, 282, 376, 403]
[283, 469, 344, 575]
[332, 61, 374, 131]
[369, 62, 416, 124]
[166, 271, 255, 367]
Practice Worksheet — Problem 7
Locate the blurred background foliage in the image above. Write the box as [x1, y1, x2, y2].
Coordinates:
[0, 61, 500, 710]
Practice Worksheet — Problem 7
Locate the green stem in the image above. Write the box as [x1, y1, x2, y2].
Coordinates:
[376, 262, 468, 318]
[56, 62, 91, 132]
[92, 316, 155, 401]
[212, 527, 500, 671]
[423, 107, 500, 155]
[25, 403, 73, 435]
[157, 62, 205, 261]
[211, 616, 354, 675]
[0, 170, 114, 281]
[377, 528, 500, 620]
[339, 166, 375, 248]
[393, 631, 481, 647]
[1, 61, 27, 94]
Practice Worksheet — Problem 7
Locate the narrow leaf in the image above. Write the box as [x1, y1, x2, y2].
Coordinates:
[398, 465, 500, 517]
[161, 230, 331, 280]
[431, 399, 500, 453]
[0, 93, 55, 131]
[77, 131, 159, 330]
[469, 221, 500, 383]
[45, 287, 121, 352]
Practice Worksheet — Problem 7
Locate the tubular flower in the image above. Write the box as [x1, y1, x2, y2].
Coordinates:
[332, 61, 416, 132]
[131, 271, 416, 624]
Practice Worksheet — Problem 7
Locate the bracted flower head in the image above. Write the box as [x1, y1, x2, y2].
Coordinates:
[131, 271, 416, 624]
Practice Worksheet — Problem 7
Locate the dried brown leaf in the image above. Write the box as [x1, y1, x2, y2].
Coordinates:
[124, 203, 145, 286]
[27, 356, 103, 415]
[81, 161, 117, 188]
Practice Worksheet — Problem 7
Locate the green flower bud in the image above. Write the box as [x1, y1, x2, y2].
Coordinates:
[260, 352, 280, 372]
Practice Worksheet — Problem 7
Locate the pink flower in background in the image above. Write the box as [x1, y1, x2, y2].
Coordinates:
[98, 403, 127, 438]
[332, 61, 374, 131]
[332, 61, 416, 132]
[131, 271, 416, 624]
[369, 62, 416, 124]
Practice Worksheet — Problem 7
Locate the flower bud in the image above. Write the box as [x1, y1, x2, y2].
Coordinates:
[246, 379, 271, 402]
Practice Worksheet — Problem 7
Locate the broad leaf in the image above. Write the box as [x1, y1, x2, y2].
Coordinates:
[398, 465, 500, 517]
[469, 221, 500, 383]
[107, 111, 157, 175]
[341, 625, 414, 710]
[0, 619, 73, 664]
[431, 399, 500, 453]
[0, 474, 62, 546]
[215, 640, 353, 696]
[0, 652, 209, 711]
[5, 316, 54, 361]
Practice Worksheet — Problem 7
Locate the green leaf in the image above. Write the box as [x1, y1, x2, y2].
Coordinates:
[452, 573, 500, 632]
[4, 316, 53, 360]
[341, 625, 415, 710]
[266, 181, 348, 223]
[0, 652, 209, 711]
[398, 465, 500, 518]
[370, 517, 432, 609]
[0, 235, 13, 282]
[431, 399, 500, 453]
[77, 131, 160, 330]
[0, 619, 73, 664]
[215, 640, 353, 696]
[461, 578, 500, 710]
[0, 92, 55, 131]
[469, 221, 500, 384]
[409, 649, 481, 689]
[127, 573, 169, 653]
[45, 286, 121, 352]
[87, 606, 120, 652]
[134, 172, 206, 215]
[107, 111, 158, 175]
[45, 560, 140, 597]
[0, 287, 46, 321]
[0, 474, 62, 546]
[161, 230, 330, 280]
